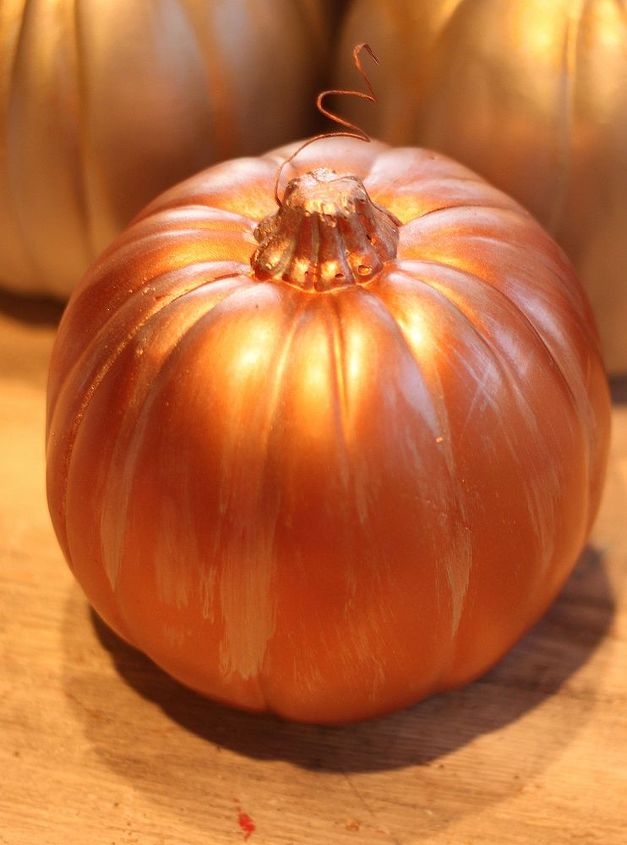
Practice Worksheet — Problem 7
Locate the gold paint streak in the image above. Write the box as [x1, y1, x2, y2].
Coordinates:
[217, 299, 308, 681]
[367, 287, 471, 637]
[95, 279, 248, 589]
[395, 264, 571, 577]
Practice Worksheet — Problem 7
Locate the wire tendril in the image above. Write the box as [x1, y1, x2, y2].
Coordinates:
[274, 43, 379, 206]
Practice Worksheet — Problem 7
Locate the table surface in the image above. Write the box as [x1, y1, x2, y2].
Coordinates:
[1, 292, 626, 845]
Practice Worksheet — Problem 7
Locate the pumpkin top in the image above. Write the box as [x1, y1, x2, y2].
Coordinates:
[251, 166, 400, 292]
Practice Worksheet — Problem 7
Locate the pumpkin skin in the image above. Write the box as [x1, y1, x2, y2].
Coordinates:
[47, 137, 610, 723]
[0, 0, 332, 298]
[335, 0, 627, 373]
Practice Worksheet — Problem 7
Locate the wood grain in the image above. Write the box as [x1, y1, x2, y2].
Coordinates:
[1, 294, 626, 845]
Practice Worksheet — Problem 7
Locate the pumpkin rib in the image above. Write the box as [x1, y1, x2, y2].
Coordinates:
[400, 218, 595, 342]
[48, 260, 248, 424]
[52, 274, 254, 557]
[108, 210, 256, 253]
[376, 268, 598, 679]
[328, 294, 352, 443]
[65, 283, 255, 643]
[427, 0, 481, 99]
[103, 282, 304, 703]
[70, 0, 95, 264]
[548, 3, 585, 236]
[4, 0, 41, 286]
[91, 301, 226, 590]
[66, 220, 254, 320]
[251, 296, 317, 709]
[103, 222, 255, 257]
[401, 204, 540, 242]
[356, 286, 473, 646]
[382, 268, 593, 568]
[385, 265, 590, 521]
[393, 258, 598, 530]
[139, 203, 258, 230]
[177, 0, 238, 161]
[398, 255, 590, 432]
[399, 201, 529, 228]
[136, 157, 280, 221]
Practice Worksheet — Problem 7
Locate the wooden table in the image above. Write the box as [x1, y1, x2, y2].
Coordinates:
[1, 292, 626, 845]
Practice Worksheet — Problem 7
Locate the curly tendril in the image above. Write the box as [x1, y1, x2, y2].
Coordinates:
[274, 43, 379, 206]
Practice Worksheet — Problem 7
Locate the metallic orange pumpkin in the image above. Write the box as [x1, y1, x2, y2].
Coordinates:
[336, 0, 627, 372]
[0, 0, 332, 298]
[47, 138, 610, 723]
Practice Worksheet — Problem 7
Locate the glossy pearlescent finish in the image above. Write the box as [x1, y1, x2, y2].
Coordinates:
[336, 0, 627, 372]
[0, 0, 331, 297]
[47, 138, 610, 723]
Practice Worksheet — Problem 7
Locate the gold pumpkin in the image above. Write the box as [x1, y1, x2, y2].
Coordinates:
[0, 0, 332, 298]
[47, 136, 610, 722]
[336, 0, 627, 372]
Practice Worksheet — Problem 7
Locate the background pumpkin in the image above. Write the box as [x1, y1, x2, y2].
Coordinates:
[0, 0, 335, 298]
[335, 0, 627, 373]
[46, 136, 610, 723]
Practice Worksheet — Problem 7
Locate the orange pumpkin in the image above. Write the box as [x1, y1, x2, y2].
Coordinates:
[47, 137, 610, 723]
[0, 0, 332, 298]
[335, 0, 627, 373]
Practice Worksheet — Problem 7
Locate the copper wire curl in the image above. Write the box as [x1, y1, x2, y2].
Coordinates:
[274, 43, 379, 207]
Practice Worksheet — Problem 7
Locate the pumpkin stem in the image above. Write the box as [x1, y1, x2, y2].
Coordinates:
[254, 43, 399, 292]
[251, 167, 399, 292]
[274, 43, 379, 207]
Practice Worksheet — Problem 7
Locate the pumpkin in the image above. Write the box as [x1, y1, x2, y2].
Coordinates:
[46, 136, 610, 723]
[335, 0, 627, 373]
[0, 0, 333, 299]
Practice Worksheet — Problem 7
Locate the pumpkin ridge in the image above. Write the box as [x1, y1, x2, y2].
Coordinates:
[176, 0, 239, 161]
[47, 259, 246, 424]
[408, 201, 530, 224]
[356, 286, 473, 640]
[397, 256, 590, 435]
[374, 268, 581, 672]
[548, 3, 585, 236]
[51, 273, 251, 559]
[389, 261, 594, 537]
[4, 0, 42, 286]
[328, 294, 351, 444]
[94, 289, 257, 596]
[71, 0, 96, 263]
[242, 298, 313, 701]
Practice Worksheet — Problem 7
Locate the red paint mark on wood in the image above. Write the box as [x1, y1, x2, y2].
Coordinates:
[237, 809, 255, 841]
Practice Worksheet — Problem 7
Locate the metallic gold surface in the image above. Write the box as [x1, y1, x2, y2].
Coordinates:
[336, 0, 627, 372]
[47, 137, 610, 723]
[0, 0, 332, 297]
